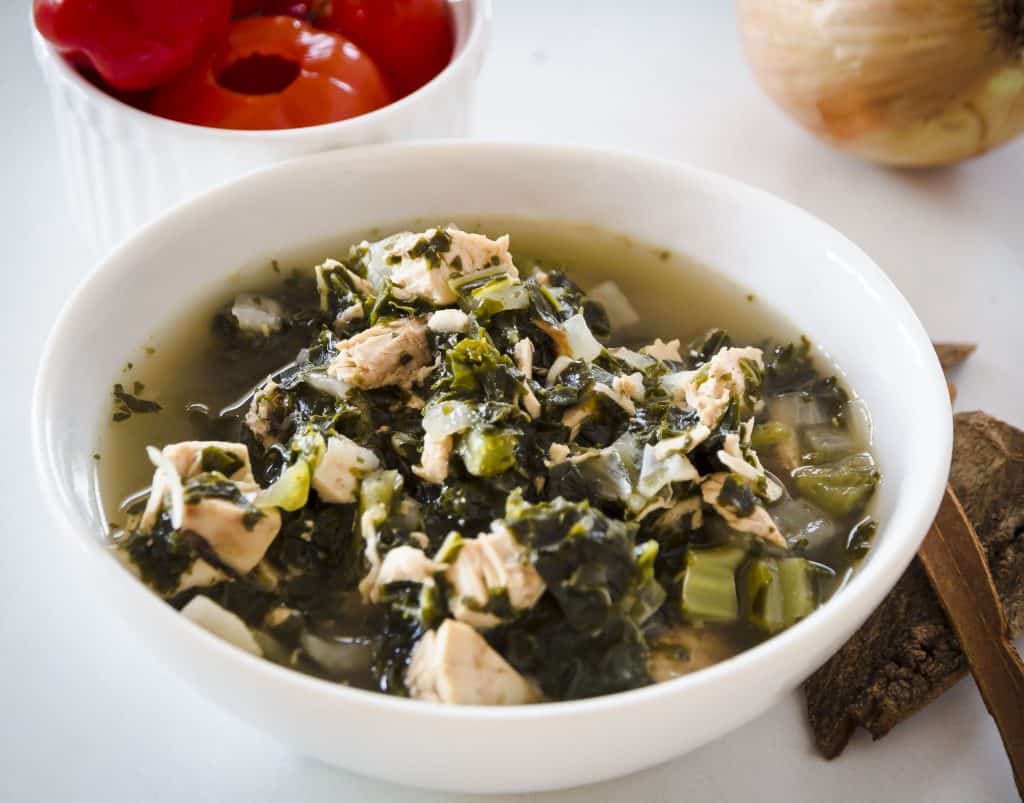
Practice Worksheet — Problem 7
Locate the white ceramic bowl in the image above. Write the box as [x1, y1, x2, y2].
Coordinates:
[33, 143, 952, 794]
[32, 0, 490, 257]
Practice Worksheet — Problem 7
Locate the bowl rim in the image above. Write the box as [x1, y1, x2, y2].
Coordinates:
[32, 140, 952, 722]
[30, 0, 491, 141]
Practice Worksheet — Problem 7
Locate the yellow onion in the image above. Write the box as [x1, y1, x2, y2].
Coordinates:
[738, 0, 1024, 166]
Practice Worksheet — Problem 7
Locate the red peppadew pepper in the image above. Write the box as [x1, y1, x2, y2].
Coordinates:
[33, 0, 232, 92]
[148, 16, 391, 130]
[231, 0, 328, 22]
[329, 0, 454, 99]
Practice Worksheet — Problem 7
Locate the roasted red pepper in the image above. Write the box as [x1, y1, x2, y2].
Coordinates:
[33, 0, 232, 92]
[148, 16, 391, 130]
[231, 0, 328, 22]
[329, 0, 454, 99]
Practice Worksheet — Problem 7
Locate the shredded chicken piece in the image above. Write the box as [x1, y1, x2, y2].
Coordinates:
[413, 433, 453, 484]
[653, 496, 704, 532]
[641, 338, 682, 362]
[362, 226, 517, 305]
[612, 371, 645, 402]
[328, 317, 432, 389]
[680, 346, 764, 427]
[717, 431, 783, 502]
[561, 402, 593, 442]
[244, 381, 287, 448]
[701, 473, 786, 547]
[514, 338, 534, 378]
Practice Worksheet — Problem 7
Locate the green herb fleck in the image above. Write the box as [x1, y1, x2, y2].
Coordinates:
[112, 383, 162, 422]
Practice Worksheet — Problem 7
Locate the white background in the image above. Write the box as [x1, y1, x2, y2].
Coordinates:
[3, 1, 1022, 801]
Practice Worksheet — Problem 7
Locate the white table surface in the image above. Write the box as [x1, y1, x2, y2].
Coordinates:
[3, 1, 1022, 800]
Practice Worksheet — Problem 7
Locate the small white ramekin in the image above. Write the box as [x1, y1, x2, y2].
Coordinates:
[32, 0, 491, 256]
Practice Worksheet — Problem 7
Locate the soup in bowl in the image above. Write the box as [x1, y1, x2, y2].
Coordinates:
[33, 143, 950, 792]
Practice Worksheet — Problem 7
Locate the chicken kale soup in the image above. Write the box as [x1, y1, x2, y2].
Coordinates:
[102, 224, 880, 705]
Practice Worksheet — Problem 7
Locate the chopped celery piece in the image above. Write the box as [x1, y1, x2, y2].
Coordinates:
[779, 557, 817, 625]
[359, 469, 402, 514]
[792, 453, 878, 517]
[751, 420, 793, 449]
[679, 545, 747, 623]
[628, 540, 667, 624]
[744, 558, 784, 632]
[459, 426, 517, 477]
[799, 424, 857, 464]
[470, 277, 530, 318]
[255, 459, 310, 512]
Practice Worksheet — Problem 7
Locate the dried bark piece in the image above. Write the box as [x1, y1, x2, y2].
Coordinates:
[934, 342, 976, 371]
[804, 411, 1024, 758]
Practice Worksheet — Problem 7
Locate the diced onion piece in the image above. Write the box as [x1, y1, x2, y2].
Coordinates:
[146, 445, 184, 529]
[300, 632, 373, 675]
[769, 392, 829, 428]
[545, 355, 575, 387]
[427, 309, 471, 333]
[303, 372, 351, 400]
[609, 347, 656, 371]
[231, 294, 284, 334]
[637, 443, 699, 498]
[844, 398, 873, 447]
[422, 400, 475, 439]
[587, 280, 640, 328]
[563, 313, 603, 362]
[181, 596, 262, 656]
[660, 370, 697, 401]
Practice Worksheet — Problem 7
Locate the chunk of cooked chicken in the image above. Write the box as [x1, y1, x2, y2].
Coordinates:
[701, 473, 786, 547]
[445, 523, 545, 630]
[140, 440, 255, 530]
[164, 440, 254, 483]
[180, 491, 282, 575]
[311, 434, 380, 504]
[139, 440, 281, 575]
[405, 619, 537, 705]
[327, 317, 432, 389]
[359, 226, 518, 305]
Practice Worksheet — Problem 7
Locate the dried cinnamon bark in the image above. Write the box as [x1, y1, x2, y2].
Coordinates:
[804, 411, 1024, 758]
